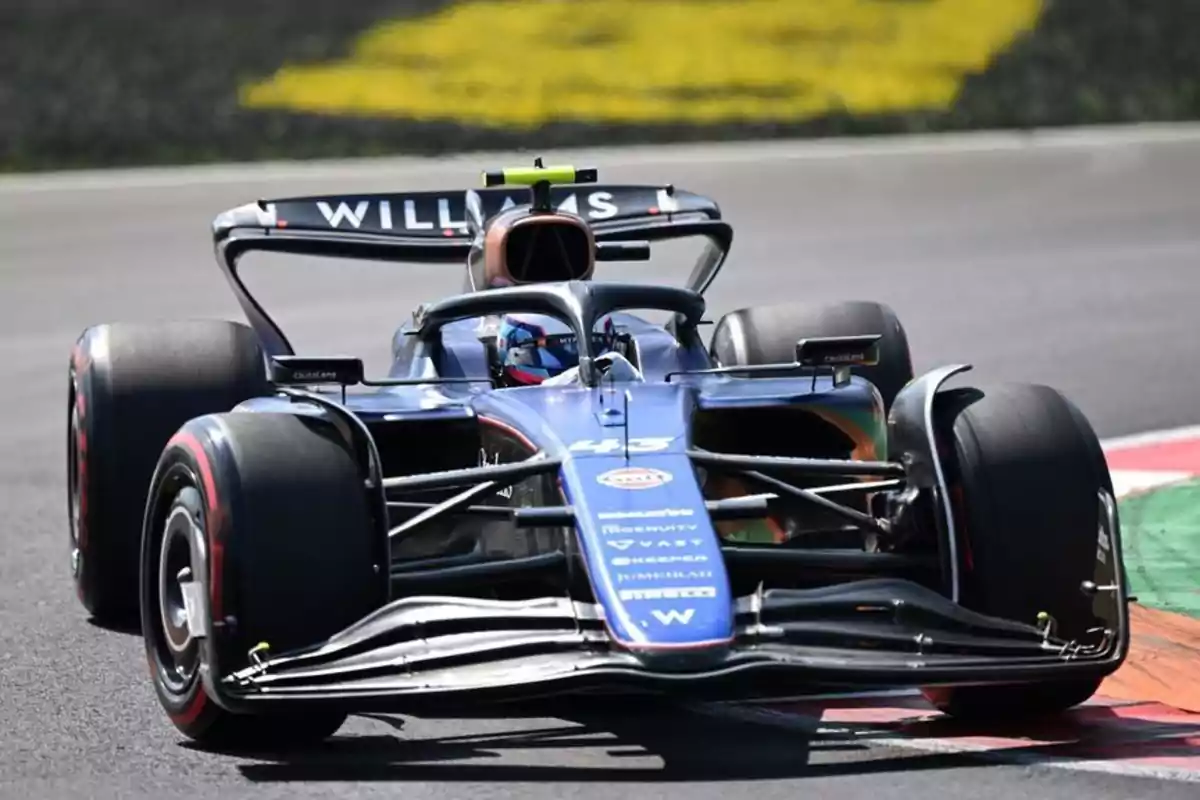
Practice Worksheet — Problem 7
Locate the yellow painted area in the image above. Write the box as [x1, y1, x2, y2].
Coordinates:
[240, 0, 1043, 126]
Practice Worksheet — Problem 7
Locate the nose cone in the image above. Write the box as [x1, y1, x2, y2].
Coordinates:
[488, 381, 737, 669]
[563, 453, 736, 665]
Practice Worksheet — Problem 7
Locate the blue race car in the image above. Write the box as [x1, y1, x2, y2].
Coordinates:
[66, 162, 1128, 749]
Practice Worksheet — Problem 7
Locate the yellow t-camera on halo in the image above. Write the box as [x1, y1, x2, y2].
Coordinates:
[481, 163, 598, 188]
[481, 158, 598, 210]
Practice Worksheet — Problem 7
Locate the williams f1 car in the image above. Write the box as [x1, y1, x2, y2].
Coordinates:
[67, 162, 1129, 748]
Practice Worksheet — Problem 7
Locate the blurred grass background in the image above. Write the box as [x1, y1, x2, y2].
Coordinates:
[2, 0, 1198, 171]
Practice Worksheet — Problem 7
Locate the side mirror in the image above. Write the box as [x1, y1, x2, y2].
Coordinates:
[270, 356, 365, 386]
[795, 334, 881, 367]
[595, 241, 651, 262]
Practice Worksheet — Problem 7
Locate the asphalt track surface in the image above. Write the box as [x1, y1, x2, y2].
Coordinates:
[2, 125, 1200, 799]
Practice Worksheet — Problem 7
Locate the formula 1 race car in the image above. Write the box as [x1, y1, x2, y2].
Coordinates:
[66, 162, 1129, 749]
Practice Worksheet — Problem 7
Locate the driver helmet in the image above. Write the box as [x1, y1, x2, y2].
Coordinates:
[496, 313, 616, 386]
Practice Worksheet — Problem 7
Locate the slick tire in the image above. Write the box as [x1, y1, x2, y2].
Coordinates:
[709, 300, 914, 411]
[922, 383, 1116, 720]
[68, 321, 270, 627]
[140, 412, 388, 749]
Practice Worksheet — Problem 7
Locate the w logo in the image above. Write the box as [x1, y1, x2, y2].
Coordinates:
[650, 608, 695, 626]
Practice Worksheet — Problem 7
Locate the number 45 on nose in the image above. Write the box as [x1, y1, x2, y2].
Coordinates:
[569, 437, 674, 454]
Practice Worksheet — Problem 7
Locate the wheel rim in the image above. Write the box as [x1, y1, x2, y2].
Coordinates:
[154, 504, 202, 693]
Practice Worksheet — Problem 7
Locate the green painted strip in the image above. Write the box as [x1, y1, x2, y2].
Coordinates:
[1120, 477, 1200, 619]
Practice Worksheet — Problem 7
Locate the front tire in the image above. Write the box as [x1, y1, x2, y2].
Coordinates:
[140, 412, 387, 749]
[922, 383, 1117, 720]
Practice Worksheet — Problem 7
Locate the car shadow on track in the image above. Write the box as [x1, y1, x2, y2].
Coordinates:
[844, 701, 1200, 769]
[86, 617, 141, 636]
[720, 694, 1200, 779]
[190, 696, 989, 783]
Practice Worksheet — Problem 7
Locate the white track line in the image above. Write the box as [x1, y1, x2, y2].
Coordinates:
[1109, 469, 1195, 498]
[4, 121, 1200, 194]
[1102, 424, 1200, 451]
[696, 703, 1200, 783]
[697, 423, 1200, 778]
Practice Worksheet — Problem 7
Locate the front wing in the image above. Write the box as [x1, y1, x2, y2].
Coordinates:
[213, 513, 1129, 715]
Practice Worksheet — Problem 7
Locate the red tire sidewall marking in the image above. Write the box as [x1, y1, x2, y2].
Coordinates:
[74, 388, 88, 552]
[166, 430, 225, 622]
[160, 428, 224, 727]
[70, 346, 91, 603]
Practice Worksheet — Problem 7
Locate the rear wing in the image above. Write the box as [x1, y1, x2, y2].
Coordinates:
[211, 180, 734, 357]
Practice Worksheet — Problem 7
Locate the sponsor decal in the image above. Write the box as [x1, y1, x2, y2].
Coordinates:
[616, 570, 714, 583]
[504, 191, 619, 221]
[600, 523, 698, 536]
[596, 466, 673, 490]
[291, 370, 339, 381]
[610, 554, 709, 566]
[649, 608, 694, 626]
[316, 198, 467, 231]
[618, 586, 717, 601]
[607, 538, 704, 551]
[570, 437, 674, 455]
[596, 507, 694, 521]
[311, 191, 621, 232]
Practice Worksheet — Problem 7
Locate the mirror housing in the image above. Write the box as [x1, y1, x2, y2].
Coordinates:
[795, 334, 882, 368]
[595, 241, 651, 262]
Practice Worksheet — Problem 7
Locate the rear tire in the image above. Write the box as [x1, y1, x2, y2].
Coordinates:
[68, 321, 269, 627]
[140, 411, 387, 749]
[709, 300, 913, 410]
[922, 383, 1115, 720]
